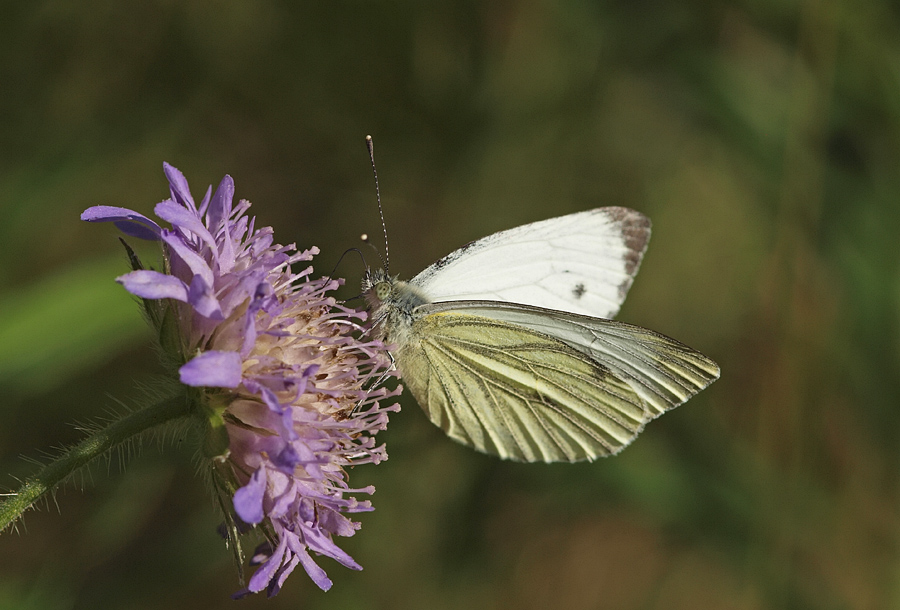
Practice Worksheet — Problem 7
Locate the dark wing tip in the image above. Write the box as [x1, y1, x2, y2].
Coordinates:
[592, 207, 652, 299]
[601, 206, 651, 259]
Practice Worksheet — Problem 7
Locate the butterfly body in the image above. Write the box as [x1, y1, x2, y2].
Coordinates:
[362, 207, 719, 463]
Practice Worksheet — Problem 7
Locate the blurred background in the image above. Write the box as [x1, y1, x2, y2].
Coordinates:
[1, 1, 898, 609]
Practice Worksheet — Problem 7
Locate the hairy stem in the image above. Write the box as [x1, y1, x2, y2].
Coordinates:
[0, 395, 191, 532]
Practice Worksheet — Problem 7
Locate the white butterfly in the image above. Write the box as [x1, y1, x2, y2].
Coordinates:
[363, 207, 719, 463]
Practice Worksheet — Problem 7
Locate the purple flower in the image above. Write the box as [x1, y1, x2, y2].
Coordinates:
[83, 163, 400, 596]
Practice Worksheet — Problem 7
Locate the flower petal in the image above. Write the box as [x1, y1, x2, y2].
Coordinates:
[188, 274, 224, 320]
[269, 554, 301, 597]
[269, 477, 296, 518]
[163, 162, 195, 209]
[155, 199, 218, 255]
[295, 546, 332, 592]
[207, 175, 235, 236]
[301, 524, 362, 570]
[116, 270, 189, 301]
[272, 444, 301, 473]
[259, 388, 300, 442]
[81, 205, 161, 240]
[248, 535, 288, 593]
[179, 350, 243, 388]
[198, 184, 212, 217]
[160, 229, 215, 287]
[233, 467, 267, 524]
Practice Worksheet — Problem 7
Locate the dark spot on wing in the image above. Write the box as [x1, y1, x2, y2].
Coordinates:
[573, 283, 586, 299]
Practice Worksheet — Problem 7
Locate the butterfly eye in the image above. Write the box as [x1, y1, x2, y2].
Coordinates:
[375, 282, 392, 301]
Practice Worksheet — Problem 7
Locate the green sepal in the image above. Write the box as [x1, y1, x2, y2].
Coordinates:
[157, 302, 185, 365]
[119, 237, 144, 272]
[119, 238, 164, 328]
[201, 395, 232, 460]
[118, 237, 178, 339]
[211, 461, 246, 586]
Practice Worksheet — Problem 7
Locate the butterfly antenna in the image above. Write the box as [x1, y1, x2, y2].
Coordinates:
[366, 135, 390, 273]
[326, 247, 368, 283]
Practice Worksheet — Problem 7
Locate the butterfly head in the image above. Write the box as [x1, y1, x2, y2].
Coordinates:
[362, 268, 430, 341]
[362, 268, 392, 307]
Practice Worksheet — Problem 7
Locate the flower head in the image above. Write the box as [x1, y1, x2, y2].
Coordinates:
[82, 163, 400, 596]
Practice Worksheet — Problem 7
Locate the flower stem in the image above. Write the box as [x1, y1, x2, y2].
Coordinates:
[0, 395, 191, 532]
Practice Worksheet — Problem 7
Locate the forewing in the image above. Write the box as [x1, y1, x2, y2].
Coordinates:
[410, 207, 650, 319]
[421, 301, 720, 419]
[397, 311, 648, 462]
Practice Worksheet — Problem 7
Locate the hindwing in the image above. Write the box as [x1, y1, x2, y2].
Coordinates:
[420, 301, 721, 419]
[397, 311, 649, 462]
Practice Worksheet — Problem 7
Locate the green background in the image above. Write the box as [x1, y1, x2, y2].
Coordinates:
[2, 1, 899, 609]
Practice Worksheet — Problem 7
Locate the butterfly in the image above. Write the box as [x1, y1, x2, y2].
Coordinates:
[362, 207, 719, 463]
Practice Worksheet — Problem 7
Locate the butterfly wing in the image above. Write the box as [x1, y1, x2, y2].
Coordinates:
[422, 301, 721, 419]
[395, 310, 654, 462]
[409, 207, 651, 319]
